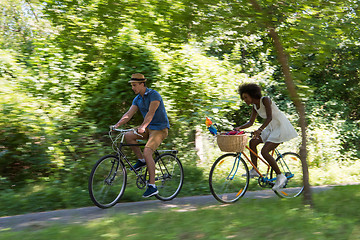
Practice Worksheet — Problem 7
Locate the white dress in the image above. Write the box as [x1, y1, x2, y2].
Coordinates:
[254, 97, 298, 143]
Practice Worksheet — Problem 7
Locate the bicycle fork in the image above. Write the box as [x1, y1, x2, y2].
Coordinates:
[105, 159, 119, 185]
[228, 154, 246, 197]
[226, 155, 241, 181]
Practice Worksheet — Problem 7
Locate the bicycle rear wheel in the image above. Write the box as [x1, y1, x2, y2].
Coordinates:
[146, 153, 184, 201]
[209, 153, 249, 203]
[271, 152, 304, 198]
[88, 155, 127, 208]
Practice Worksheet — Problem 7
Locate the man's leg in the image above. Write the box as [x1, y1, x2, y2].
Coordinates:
[143, 147, 155, 184]
[124, 131, 145, 159]
[125, 130, 149, 170]
[142, 128, 168, 197]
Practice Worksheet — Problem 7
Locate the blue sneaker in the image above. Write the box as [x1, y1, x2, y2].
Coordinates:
[132, 160, 146, 171]
[142, 185, 159, 198]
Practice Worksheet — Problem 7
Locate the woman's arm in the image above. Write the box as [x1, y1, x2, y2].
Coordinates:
[235, 106, 258, 130]
[253, 96, 273, 138]
[259, 96, 273, 130]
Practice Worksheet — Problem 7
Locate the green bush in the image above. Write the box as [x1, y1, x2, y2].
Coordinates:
[340, 120, 360, 159]
[0, 90, 53, 185]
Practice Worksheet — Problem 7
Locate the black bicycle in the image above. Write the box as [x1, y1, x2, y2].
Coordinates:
[88, 128, 184, 208]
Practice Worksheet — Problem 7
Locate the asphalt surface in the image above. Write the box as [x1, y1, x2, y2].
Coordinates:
[0, 185, 334, 231]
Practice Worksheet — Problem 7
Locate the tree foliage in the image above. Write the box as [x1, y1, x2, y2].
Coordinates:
[0, 0, 359, 206]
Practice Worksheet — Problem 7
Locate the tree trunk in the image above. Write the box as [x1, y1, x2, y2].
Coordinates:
[248, 0, 313, 206]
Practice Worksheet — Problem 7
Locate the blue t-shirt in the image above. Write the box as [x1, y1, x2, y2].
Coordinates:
[132, 88, 170, 130]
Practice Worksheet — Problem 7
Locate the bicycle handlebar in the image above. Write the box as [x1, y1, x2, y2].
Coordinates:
[227, 130, 254, 135]
[242, 131, 253, 134]
[108, 127, 144, 152]
[110, 127, 144, 138]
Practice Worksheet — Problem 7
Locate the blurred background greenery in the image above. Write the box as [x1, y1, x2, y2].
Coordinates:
[0, 0, 359, 216]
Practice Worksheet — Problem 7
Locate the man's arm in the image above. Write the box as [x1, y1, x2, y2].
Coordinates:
[137, 101, 160, 133]
[114, 105, 138, 128]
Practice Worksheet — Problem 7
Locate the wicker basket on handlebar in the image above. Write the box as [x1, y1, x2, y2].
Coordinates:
[216, 134, 248, 152]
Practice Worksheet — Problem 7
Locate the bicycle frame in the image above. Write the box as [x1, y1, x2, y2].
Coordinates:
[239, 146, 291, 183]
[110, 130, 178, 186]
[240, 146, 272, 177]
[109, 130, 148, 186]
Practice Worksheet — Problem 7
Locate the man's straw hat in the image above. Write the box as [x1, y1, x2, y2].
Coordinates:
[129, 73, 147, 83]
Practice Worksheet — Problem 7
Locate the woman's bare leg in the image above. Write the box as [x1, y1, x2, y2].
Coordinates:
[261, 142, 281, 174]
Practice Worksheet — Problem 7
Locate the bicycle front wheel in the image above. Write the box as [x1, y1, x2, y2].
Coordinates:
[146, 153, 184, 201]
[88, 155, 127, 208]
[209, 153, 249, 203]
[271, 152, 304, 198]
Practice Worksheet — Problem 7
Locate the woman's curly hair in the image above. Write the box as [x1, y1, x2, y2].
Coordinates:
[237, 83, 262, 99]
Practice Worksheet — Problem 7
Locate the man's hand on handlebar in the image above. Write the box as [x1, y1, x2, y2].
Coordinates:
[133, 129, 144, 138]
[137, 126, 146, 134]
[109, 125, 143, 138]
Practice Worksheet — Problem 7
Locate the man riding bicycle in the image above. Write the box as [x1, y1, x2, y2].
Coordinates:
[112, 73, 170, 198]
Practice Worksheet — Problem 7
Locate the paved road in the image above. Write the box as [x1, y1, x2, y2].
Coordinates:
[0, 186, 333, 231]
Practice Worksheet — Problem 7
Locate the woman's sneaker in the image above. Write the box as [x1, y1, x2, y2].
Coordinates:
[242, 168, 260, 178]
[272, 173, 287, 191]
[143, 185, 159, 198]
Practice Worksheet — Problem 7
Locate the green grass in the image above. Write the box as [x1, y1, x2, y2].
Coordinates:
[0, 161, 359, 218]
[1, 185, 359, 240]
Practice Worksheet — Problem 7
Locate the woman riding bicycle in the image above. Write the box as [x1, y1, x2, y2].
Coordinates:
[235, 83, 298, 191]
